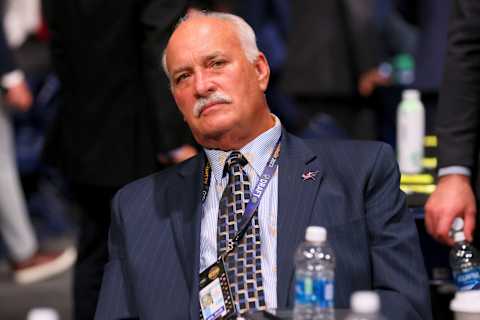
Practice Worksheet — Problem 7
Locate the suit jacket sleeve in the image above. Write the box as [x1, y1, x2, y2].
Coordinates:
[95, 192, 139, 320]
[366, 144, 432, 320]
[436, 0, 480, 170]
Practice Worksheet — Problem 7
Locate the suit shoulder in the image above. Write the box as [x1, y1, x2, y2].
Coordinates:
[301, 138, 397, 180]
[305, 139, 394, 160]
[295, 139, 400, 202]
[114, 155, 201, 203]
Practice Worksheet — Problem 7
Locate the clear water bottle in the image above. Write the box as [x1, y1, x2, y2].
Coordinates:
[397, 89, 425, 174]
[345, 291, 385, 320]
[449, 217, 480, 291]
[294, 226, 335, 320]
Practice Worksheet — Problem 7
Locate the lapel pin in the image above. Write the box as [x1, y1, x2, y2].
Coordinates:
[302, 170, 320, 181]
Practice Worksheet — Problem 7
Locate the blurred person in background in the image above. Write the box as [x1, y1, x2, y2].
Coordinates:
[5, 0, 74, 242]
[425, 0, 480, 248]
[0, 0, 75, 285]
[379, 0, 451, 136]
[281, 0, 384, 140]
[407, 0, 451, 133]
[364, 0, 451, 145]
[42, 0, 198, 319]
[236, 0, 306, 135]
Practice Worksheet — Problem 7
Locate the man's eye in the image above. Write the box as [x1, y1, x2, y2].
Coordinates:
[211, 60, 226, 68]
[175, 73, 190, 84]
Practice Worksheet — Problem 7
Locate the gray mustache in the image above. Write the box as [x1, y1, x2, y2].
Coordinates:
[193, 92, 232, 117]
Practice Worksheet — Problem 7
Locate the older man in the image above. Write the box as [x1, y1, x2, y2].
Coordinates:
[95, 12, 431, 320]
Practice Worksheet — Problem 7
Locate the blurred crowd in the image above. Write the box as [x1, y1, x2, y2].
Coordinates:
[0, 0, 453, 319]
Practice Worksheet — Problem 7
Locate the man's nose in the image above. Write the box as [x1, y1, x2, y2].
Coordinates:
[194, 71, 215, 97]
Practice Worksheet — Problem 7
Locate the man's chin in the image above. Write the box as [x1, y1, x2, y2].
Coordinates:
[193, 125, 236, 149]
[202, 128, 230, 141]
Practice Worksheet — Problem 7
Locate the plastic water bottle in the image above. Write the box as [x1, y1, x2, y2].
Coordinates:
[294, 226, 335, 320]
[392, 53, 415, 86]
[345, 291, 385, 320]
[450, 217, 480, 291]
[396, 89, 425, 174]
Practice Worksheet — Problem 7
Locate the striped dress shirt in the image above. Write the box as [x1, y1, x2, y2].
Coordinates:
[200, 115, 282, 309]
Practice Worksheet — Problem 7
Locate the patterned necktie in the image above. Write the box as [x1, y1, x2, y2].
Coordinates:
[217, 151, 266, 314]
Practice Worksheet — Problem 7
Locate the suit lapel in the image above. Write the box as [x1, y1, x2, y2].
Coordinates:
[277, 132, 324, 308]
[166, 155, 205, 318]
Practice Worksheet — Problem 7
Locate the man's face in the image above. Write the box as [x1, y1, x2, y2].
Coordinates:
[165, 16, 270, 149]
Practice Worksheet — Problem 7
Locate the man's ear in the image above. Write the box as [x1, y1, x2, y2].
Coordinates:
[254, 53, 270, 92]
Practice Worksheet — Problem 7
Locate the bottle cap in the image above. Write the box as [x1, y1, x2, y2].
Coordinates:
[452, 217, 466, 242]
[453, 231, 466, 242]
[393, 53, 414, 70]
[350, 291, 380, 314]
[305, 226, 326, 243]
[452, 217, 464, 231]
[450, 290, 480, 313]
[27, 308, 59, 320]
[402, 89, 420, 101]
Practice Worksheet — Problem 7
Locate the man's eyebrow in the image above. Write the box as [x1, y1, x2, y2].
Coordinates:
[204, 51, 225, 61]
[170, 51, 227, 76]
[171, 65, 191, 77]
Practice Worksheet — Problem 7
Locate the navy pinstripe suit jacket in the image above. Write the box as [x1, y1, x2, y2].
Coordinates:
[95, 131, 432, 320]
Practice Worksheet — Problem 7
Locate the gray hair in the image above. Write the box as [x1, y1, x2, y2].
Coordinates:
[161, 11, 260, 78]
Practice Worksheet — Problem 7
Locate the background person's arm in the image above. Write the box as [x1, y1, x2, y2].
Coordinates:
[425, 0, 480, 245]
[0, 11, 32, 111]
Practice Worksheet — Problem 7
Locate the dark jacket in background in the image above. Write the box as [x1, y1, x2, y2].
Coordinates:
[282, 0, 380, 97]
[397, 0, 452, 92]
[42, 0, 191, 188]
[41, 1, 191, 318]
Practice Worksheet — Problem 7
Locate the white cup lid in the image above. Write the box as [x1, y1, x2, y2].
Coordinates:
[450, 290, 480, 313]
[350, 291, 380, 313]
[27, 308, 59, 320]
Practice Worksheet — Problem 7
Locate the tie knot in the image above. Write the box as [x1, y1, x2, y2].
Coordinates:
[224, 151, 247, 175]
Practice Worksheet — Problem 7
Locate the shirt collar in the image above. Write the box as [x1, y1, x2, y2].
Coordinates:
[204, 115, 282, 183]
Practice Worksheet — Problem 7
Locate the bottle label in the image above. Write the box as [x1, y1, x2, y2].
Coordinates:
[313, 279, 334, 308]
[295, 277, 314, 305]
[295, 277, 334, 307]
[454, 267, 480, 291]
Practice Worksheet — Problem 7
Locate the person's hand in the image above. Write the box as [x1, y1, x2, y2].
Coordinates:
[425, 174, 477, 246]
[4, 81, 33, 112]
[358, 68, 391, 97]
[170, 144, 197, 163]
[158, 144, 198, 165]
